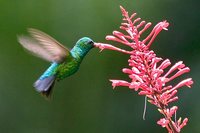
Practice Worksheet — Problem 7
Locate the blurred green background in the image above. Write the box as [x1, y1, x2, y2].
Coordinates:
[0, 0, 199, 133]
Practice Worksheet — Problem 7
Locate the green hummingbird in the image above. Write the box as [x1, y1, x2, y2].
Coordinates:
[18, 28, 96, 98]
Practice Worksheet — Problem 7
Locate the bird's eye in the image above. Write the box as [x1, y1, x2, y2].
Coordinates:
[88, 40, 94, 44]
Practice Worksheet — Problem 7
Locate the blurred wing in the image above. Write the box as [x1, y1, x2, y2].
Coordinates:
[18, 36, 56, 62]
[18, 28, 70, 63]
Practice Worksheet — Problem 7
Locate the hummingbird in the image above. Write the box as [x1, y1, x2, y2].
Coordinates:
[18, 28, 96, 98]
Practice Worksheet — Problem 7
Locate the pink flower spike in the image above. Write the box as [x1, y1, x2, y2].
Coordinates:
[99, 6, 193, 133]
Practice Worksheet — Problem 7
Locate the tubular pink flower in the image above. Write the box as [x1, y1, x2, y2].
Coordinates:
[179, 118, 188, 129]
[144, 21, 169, 48]
[167, 67, 190, 82]
[96, 6, 193, 133]
[94, 42, 132, 54]
[157, 59, 171, 70]
[109, 80, 130, 89]
[169, 78, 193, 93]
[157, 118, 170, 128]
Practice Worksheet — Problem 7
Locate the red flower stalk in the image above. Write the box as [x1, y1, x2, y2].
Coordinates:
[95, 6, 193, 133]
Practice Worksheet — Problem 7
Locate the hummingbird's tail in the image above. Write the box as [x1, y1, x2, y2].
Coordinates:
[34, 76, 56, 98]
[33, 63, 59, 98]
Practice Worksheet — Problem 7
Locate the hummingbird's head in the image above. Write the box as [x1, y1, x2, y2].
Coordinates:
[75, 37, 94, 51]
[72, 37, 94, 58]
[76, 37, 94, 48]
